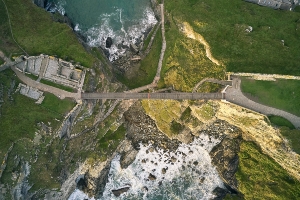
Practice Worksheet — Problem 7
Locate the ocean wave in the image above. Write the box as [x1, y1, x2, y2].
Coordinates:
[69, 133, 225, 199]
[83, 7, 157, 62]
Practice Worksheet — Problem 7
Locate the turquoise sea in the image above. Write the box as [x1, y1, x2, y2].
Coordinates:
[48, 0, 157, 61]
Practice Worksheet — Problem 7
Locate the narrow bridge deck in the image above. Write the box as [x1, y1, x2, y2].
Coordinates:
[81, 92, 222, 100]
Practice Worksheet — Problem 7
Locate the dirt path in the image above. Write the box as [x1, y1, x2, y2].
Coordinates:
[153, 3, 166, 84]
[192, 78, 232, 92]
[181, 22, 221, 66]
[225, 77, 300, 129]
[11, 66, 80, 100]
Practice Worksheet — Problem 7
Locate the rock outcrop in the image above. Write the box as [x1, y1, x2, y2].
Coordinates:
[207, 120, 243, 193]
[105, 37, 113, 48]
[34, 0, 46, 8]
[124, 102, 181, 152]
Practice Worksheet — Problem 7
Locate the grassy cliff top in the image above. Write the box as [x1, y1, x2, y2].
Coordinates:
[1, 0, 95, 67]
[165, 0, 300, 75]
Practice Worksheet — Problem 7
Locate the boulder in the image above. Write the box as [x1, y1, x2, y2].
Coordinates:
[75, 174, 87, 190]
[106, 37, 113, 48]
[112, 187, 130, 197]
[148, 173, 156, 181]
[130, 43, 139, 54]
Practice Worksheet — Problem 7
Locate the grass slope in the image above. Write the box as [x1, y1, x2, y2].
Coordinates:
[161, 9, 224, 92]
[280, 127, 300, 154]
[0, 69, 74, 161]
[0, 0, 19, 56]
[241, 78, 300, 116]
[235, 142, 300, 199]
[2, 0, 95, 67]
[268, 115, 295, 129]
[116, 28, 162, 89]
[165, 0, 300, 75]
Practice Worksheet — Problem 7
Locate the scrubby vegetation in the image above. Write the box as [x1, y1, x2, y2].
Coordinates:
[235, 142, 300, 199]
[161, 15, 224, 91]
[116, 28, 162, 89]
[0, 70, 75, 192]
[241, 78, 300, 116]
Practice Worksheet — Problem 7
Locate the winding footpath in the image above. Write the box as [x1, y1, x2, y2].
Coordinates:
[153, 3, 166, 84]
[225, 78, 300, 129]
[1, 0, 28, 56]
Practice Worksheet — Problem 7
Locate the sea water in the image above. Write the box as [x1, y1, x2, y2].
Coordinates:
[68, 134, 225, 200]
[48, 0, 157, 61]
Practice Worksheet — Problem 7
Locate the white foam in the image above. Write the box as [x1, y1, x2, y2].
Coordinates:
[99, 134, 224, 199]
[74, 24, 81, 32]
[69, 133, 225, 199]
[68, 189, 94, 200]
[83, 7, 157, 61]
[55, 0, 66, 16]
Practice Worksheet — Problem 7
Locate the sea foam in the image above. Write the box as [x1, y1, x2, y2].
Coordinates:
[69, 133, 225, 200]
[84, 7, 157, 61]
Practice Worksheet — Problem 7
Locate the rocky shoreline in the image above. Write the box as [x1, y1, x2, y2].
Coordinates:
[71, 101, 245, 199]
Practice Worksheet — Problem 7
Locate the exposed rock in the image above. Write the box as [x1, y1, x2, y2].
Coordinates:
[245, 26, 253, 33]
[75, 174, 87, 191]
[86, 161, 112, 199]
[106, 37, 113, 48]
[130, 43, 139, 54]
[112, 187, 130, 197]
[118, 140, 138, 169]
[212, 187, 228, 200]
[162, 168, 167, 174]
[124, 102, 181, 152]
[209, 120, 243, 193]
[148, 173, 156, 181]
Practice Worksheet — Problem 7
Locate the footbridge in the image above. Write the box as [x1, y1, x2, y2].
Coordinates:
[81, 92, 222, 100]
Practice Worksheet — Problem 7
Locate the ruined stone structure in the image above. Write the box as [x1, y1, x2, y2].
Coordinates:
[245, 0, 299, 10]
[16, 83, 45, 104]
[15, 55, 85, 90]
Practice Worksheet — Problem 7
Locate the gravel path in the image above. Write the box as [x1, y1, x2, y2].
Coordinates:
[153, 3, 166, 84]
[193, 78, 232, 92]
[225, 77, 300, 129]
[12, 66, 80, 100]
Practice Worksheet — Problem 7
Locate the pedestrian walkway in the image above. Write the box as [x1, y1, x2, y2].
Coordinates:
[225, 78, 300, 129]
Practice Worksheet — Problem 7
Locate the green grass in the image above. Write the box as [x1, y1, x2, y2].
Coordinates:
[2, 0, 95, 67]
[268, 115, 295, 129]
[165, 0, 300, 75]
[0, 69, 73, 161]
[241, 78, 300, 116]
[236, 141, 300, 199]
[0, 57, 5, 65]
[97, 124, 126, 157]
[160, 5, 225, 91]
[142, 23, 158, 51]
[40, 79, 75, 92]
[25, 73, 38, 81]
[0, 0, 19, 55]
[170, 120, 184, 134]
[116, 28, 162, 89]
[280, 127, 300, 154]
[41, 93, 75, 116]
